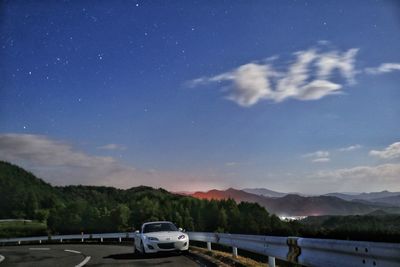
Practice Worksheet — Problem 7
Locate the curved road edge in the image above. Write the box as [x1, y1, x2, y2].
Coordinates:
[75, 256, 91, 267]
[63, 249, 91, 267]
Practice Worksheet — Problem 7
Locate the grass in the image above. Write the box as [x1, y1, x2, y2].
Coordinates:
[0, 220, 47, 238]
[190, 246, 270, 267]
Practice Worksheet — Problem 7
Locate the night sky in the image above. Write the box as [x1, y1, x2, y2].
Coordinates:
[1, 0, 400, 193]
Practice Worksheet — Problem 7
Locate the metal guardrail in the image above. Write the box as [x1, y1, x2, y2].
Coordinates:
[187, 232, 400, 267]
[0, 232, 134, 244]
[1, 232, 400, 267]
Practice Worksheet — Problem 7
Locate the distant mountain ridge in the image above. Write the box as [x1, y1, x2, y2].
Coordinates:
[325, 191, 400, 207]
[242, 188, 287, 198]
[371, 195, 400, 206]
[244, 187, 400, 207]
[191, 188, 400, 216]
[325, 190, 400, 201]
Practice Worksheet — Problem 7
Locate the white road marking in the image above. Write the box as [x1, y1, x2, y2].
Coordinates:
[64, 249, 81, 254]
[0, 254, 5, 263]
[63, 250, 91, 267]
[75, 256, 91, 267]
[29, 248, 50, 250]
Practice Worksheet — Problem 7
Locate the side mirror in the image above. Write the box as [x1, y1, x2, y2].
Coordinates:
[135, 230, 140, 234]
[179, 228, 184, 232]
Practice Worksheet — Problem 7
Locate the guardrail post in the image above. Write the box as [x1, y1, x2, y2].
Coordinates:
[100, 237, 103, 243]
[18, 241, 21, 245]
[207, 242, 212, 251]
[268, 256, 276, 267]
[287, 237, 301, 264]
[232, 247, 238, 258]
[119, 237, 122, 243]
[60, 238, 63, 243]
[39, 240, 42, 244]
[81, 238, 84, 242]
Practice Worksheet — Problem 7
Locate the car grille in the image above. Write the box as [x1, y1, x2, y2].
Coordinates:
[158, 242, 175, 249]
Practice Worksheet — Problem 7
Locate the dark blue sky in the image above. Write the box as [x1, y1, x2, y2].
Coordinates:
[1, 0, 400, 193]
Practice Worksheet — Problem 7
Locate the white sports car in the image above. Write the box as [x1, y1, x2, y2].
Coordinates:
[133, 221, 189, 254]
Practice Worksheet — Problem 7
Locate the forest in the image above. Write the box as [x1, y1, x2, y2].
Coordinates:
[1, 161, 399, 242]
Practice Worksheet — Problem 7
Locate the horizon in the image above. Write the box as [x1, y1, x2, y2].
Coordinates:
[2, 160, 397, 196]
[1, 1, 400, 194]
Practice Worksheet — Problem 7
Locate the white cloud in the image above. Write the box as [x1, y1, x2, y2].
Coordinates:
[303, 150, 330, 163]
[225, 63, 274, 107]
[365, 63, 400, 75]
[0, 134, 155, 188]
[315, 163, 400, 181]
[369, 142, 400, 159]
[0, 134, 115, 168]
[303, 150, 330, 158]
[312, 157, 330, 163]
[98, 143, 126, 150]
[338, 144, 362, 152]
[308, 162, 400, 192]
[188, 45, 359, 107]
[316, 48, 358, 83]
[0, 133, 231, 191]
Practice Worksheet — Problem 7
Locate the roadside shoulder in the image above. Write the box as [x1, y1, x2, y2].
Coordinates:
[188, 246, 267, 267]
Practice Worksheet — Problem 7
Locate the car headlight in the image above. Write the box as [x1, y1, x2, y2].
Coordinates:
[178, 234, 186, 240]
[147, 236, 159, 241]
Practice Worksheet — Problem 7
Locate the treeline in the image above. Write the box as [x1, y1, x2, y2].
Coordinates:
[0, 161, 291, 236]
[46, 186, 293, 236]
[295, 214, 400, 243]
[1, 161, 400, 242]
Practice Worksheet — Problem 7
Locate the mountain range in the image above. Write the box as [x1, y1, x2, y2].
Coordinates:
[242, 188, 287, 198]
[191, 188, 400, 216]
[2, 159, 399, 218]
[324, 191, 400, 206]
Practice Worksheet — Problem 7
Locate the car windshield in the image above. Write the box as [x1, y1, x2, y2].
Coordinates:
[143, 222, 178, 233]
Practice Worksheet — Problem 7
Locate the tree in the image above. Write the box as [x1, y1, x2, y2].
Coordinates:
[110, 204, 131, 231]
[35, 209, 50, 223]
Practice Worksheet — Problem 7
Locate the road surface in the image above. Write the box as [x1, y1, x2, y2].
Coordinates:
[0, 244, 210, 266]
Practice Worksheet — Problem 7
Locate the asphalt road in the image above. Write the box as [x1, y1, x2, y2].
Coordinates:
[0, 244, 209, 266]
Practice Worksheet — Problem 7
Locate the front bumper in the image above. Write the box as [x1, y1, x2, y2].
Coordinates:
[144, 240, 189, 253]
